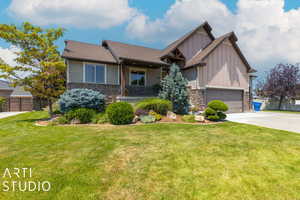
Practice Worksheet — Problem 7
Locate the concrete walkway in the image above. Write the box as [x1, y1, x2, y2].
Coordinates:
[0, 112, 25, 119]
[227, 112, 300, 133]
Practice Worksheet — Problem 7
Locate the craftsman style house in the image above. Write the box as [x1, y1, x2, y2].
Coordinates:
[62, 22, 256, 113]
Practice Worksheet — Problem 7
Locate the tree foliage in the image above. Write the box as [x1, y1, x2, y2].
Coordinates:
[0, 22, 66, 115]
[159, 63, 189, 114]
[256, 63, 300, 109]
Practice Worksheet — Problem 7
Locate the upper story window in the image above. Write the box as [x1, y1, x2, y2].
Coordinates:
[130, 70, 145, 86]
[85, 64, 105, 84]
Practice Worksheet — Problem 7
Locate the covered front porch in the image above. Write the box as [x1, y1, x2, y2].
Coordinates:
[119, 60, 169, 97]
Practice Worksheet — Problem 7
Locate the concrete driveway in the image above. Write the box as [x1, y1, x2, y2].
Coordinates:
[227, 112, 300, 133]
[0, 112, 25, 119]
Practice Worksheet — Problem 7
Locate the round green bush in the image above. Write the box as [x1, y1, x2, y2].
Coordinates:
[59, 88, 105, 113]
[106, 102, 134, 125]
[65, 108, 96, 124]
[135, 98, 172, 115]
[207, 100, 228, 112]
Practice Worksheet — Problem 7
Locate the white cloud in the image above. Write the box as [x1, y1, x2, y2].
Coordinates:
[8, 0, 138, 29]
[126, 0, 300, 71]
[127, 0, 234, 44]
[0, 46, 18, 66]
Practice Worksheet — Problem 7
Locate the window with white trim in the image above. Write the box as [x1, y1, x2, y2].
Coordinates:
[130, 70, 145, 86]
[85, 64, 105, 84]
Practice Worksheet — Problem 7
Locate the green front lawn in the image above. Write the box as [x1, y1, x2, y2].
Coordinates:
[0, 112, 300, 200]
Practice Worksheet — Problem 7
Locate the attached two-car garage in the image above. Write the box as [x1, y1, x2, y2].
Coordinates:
[206, 88, 244, 113]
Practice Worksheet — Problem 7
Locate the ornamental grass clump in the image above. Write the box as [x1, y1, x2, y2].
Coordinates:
[135, 98, 172, 115]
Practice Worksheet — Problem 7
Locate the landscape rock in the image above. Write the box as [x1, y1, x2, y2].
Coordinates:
[167, 111, 177, 120]
[132, 116, 139, 123]
[195, 115, 205, 122]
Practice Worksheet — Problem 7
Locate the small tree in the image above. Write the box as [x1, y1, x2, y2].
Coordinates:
[0, 22, 66, 116]
[159, 63, 189, 114]
[257, 63, 300, 110]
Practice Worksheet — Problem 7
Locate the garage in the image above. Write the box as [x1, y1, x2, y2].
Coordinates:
[0, 80, 33, 112]
[206, 88, 243, 113]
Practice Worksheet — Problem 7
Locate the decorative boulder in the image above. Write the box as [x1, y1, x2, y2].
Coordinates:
[167, 111, 177, 120]
[132, 116, 139, 123]
[195, 115, 205, 122]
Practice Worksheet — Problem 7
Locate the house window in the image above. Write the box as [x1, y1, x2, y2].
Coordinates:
[130, 70, 145, 86]
[85, 64, 105, 84]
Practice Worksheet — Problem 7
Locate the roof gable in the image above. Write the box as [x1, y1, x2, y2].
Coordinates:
[184, 32, 255, 72]
[160, 21, 215, 59]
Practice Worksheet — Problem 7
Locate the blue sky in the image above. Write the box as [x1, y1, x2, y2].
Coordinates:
[0, 0, 299, 72]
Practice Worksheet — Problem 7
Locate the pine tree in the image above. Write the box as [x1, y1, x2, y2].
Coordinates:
[159, 63, 189, 114]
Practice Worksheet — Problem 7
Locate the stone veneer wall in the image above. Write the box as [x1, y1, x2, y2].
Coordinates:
[244, 91, 250, 111]
[188, 88, 206, 110]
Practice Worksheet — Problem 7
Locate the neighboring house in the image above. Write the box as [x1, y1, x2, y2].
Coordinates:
[0, 80, 33, 112]
[62, 22, 256, 113]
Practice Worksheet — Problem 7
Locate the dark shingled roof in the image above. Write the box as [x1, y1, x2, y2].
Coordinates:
[62, 40, 117, 64]
[160, 22, 214, 59]
[103, 40, 168, 66]
[10, 86, 32, 97]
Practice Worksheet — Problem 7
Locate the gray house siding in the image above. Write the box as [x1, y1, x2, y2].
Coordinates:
[178, 27, 212, 61]
[67, 60, 119, 85]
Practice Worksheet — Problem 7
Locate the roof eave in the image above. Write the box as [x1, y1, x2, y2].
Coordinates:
[119, 57, 170, 67]
[62, 56, 117, 65]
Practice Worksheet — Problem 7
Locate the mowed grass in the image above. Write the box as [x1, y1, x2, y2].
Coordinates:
[0, 112, 300, 200]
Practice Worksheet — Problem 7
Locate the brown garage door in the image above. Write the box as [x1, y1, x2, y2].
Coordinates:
[206, 89, 243, 113]
[9, 97, 33, 111]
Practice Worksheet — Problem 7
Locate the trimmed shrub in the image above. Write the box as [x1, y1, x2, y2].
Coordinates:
[59, 88, 105, 113]
[92, 113, 109, 124]
[159, 64, 189, 114]
[135, 109, 149, 116]
[204, 100, 228, 121]
[204, 107, 217, 115]
[106, 102, 134, 125]
[207, 100, 228, 112]
[207, 115, 220, 121]
[217, 112, 227, 120]
[182, 115, 196, 123]
[140, 115, 156, 124]
[149, 111, 162, 121]
[135, 98, 172, 115]
[65, 108, 96, 124]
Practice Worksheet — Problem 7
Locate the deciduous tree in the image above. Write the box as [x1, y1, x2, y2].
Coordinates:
[0, 22, 66, 116]
[257, 63, 300, 109]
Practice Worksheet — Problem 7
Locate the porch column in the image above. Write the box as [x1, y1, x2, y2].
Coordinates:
[120, 64, 126, 96]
